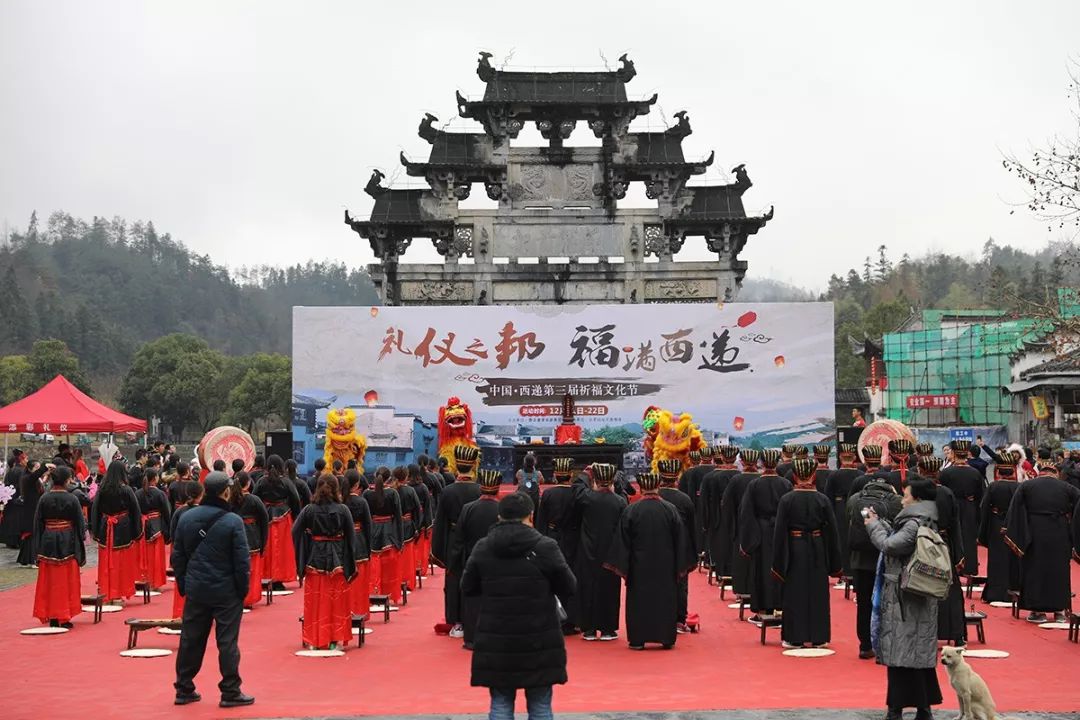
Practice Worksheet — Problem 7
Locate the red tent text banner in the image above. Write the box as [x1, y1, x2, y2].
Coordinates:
[0, 375, 147, 434]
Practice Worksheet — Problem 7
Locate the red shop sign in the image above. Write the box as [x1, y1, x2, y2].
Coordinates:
[905, 394, 959, 409]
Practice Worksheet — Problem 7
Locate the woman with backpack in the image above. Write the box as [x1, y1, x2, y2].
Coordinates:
[864, 477, 943, 720]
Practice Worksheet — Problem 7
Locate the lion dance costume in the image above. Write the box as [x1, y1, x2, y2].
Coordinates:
[324, 408, 367, 470]
[645, 407, 702, 474]
[438, 397, 477, 475]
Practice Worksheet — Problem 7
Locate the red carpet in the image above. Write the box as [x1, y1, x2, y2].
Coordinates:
[1, 547, 1077, 719]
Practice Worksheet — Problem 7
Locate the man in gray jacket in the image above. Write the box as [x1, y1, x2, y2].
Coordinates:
[171, 472, 253, 708]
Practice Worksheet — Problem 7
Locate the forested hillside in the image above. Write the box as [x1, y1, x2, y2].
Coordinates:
[0, 211, 378, 385]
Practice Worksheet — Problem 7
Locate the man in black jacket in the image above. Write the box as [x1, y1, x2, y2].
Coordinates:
[462, 493, 576, 720]
[171, 472, 254, 708]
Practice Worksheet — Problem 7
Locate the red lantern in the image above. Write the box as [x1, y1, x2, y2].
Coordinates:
[737, 311, 757, 328]
[870, 357, 879, 396]
[733, 416, 745, 431]
[774, 355, 785, 368]
[370, 307, 379, 317]
[364, 390, 379, 407]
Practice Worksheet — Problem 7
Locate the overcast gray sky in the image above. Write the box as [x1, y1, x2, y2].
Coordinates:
[1, 1, 1077, 290]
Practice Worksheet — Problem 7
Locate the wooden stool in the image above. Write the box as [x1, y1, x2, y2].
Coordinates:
[964, 576, 988, 599]
[369, 594, 391, 623]
[757, 614, 783, 645]
[81, 594, 106, 624]
[133, 581, 152, 605]
[737, 593, 753, 622]
[718, 576, 733, 600]
[124, 618, 181, 649]
[843, 576, 855, 601]
[964, 610, 987, 644]
[415, 568, 423, 589]
[351, 614, 367, 647]
[1008, 590, 1021, 619]
[400, 582, 409, 605]
[262, 579, 274, 605]
[1068, 611, 1079, 643]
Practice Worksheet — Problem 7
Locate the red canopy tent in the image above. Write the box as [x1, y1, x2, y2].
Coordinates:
[0, 374, 147, 435]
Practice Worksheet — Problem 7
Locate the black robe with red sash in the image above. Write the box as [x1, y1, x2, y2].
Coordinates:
[1004, 474, 1080, 612]
[772, 488, 840, 646]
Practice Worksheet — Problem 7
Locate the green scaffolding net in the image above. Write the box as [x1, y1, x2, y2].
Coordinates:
[882, 318, 1048, 426]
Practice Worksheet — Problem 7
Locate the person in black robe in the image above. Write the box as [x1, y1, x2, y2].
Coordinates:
[431, 445, 482, 637]
[572, 462, 626, 641]
[678, 447, 712, 553]
[1004, 450, 1080, 623]
[604, 472, 695, 649]
[231, 472, 269, 609]
[438, 456, 456, 487]
[811, 444, 832, 493]
[823, 443, 861, 577]
[938, 440, 984, 578]
[342, 472, 373, 618]
[417, 454, 442, 513]
[775, 445, 796, 482]
[535, 457, 580, 632]
[16, 460, 48, 566]
[738, 449, 792, 617]
[287, 459, 313, 508]
[1, 450, 28, 548]
[772, 458, 841, 648]
[32, 466, 87, 627]
[917, 455, 967, 644]
[845, 462, 902, 659]
[397, 467, 425, 593]
[978, 450, 1021, 603]
[135, 467, 173, 589]
[252, 458, 302, 590]
[699, 445, 740, 578]
[292, 475, 356, 649]
[721, 448, 759, 595]
[450, 468, 503, 648]
[657, 459, 696, 633]
[91, 460, 144, 602]
[363, 467, 404, 600]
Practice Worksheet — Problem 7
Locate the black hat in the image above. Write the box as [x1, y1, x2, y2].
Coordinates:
[689, 450, 701, 462]
[477, 468, 501, 491]
[915, 442, 934, 457]
[949, 440, 972, 456]
[793, 446, 809, 458]
[917, 455, 943, 475]
[657, 459, 681, 481]
[739, 448, 761, 466]
[592, 463, 616, 486]
[761, 448, 782, 469]
[888, 439, 914, 457]
[717, 445, 740, 462]
[862, 444, 883, 464]
[204, 471, 233, 498]
[454, 445, 480, 470]
[637, 472, 661, 491]
[791, 458, 817, 482]
[553, 457, 574, 476]
[780, 444, 798, 457]
[812, 444, 831, 460]
[993, 450, 1020, 466]
[838, 443, 858, 456]
[699, 446, 714, 459]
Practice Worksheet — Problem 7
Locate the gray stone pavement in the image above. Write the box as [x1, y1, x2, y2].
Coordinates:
[277, 713, 1069, 720]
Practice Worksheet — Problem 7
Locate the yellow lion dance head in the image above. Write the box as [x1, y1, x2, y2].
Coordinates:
[650, 409, 702, 474]
[324, 407, 367, 469]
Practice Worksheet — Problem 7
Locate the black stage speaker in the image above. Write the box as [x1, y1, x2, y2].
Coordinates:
[836, 426, 864, 446]
[264, 430, 293, 460]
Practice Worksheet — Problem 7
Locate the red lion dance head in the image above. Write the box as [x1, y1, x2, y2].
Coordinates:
[438, 396, 474, 446]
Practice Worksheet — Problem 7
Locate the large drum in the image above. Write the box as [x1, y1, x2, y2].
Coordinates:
[198, 426, 256, 473]
[857, 419, 916, 467]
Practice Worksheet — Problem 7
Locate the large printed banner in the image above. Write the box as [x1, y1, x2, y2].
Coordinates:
[292, 303, 835, 464]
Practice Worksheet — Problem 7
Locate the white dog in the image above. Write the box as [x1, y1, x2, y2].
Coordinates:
[939, 646, 1019, 720]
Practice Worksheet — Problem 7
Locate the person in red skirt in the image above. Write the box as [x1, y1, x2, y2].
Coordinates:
[90, 460, 142, 603]
[395, 465, 423, 596]
[32, 466, 86, 627]
[232, 472, 269, 610]
[169, 481, 204, 619]
[363, 466, 403, 602]
[293, 474, 356, 650]
[253, 455, 301, 591]
[135, 467, 172, 590]
[342, 470, 373, 619]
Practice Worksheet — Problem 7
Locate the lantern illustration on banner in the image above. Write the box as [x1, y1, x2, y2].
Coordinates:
[737, 311, 757, 328]
[364, 390, 379, 407]
[733, 416, 745, 431]
[369, 307, 379, 318]
[774, 355, 785, 368]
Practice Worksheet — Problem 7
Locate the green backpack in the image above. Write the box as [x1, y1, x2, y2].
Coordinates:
[900, 521, 953, 599]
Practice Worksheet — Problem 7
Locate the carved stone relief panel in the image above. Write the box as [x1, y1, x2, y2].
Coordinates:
[399, 281, 474, 303]
[644, 279, 715, 300]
